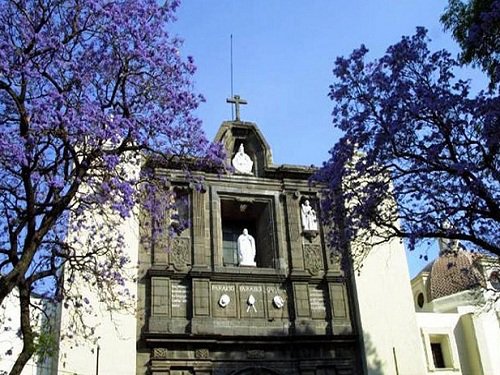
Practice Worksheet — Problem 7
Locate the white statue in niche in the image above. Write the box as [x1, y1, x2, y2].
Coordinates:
[237, 228, 256, 266]
[301, 199, 318, 231]
[232, 143, 253, 174]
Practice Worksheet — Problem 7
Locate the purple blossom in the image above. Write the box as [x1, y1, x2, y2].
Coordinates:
[316, 28, 500, 270]
[0, 2, 227, 372]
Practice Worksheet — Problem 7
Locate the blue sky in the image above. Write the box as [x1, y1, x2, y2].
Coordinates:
[170, 1, 488, 277]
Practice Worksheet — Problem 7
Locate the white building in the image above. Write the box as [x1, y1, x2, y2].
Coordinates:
[410, 240, 500, 375]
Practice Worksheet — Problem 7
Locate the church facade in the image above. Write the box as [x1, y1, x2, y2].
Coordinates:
[7, 106, 477, 375]
[135, 118, 361, 374]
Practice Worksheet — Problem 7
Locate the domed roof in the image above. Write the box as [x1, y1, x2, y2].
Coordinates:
[427, 248, 486, 301]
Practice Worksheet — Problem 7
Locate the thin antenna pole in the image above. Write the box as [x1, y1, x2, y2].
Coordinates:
[95, 344, 100, 375]
[230, 34, 234, 120]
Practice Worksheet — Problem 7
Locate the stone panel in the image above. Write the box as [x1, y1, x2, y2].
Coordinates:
[211, 283, 237, 318]
[193, 279, 210, 316]
[330, 283, 347, 318]
[293, 283, 311, 317]
[329, 283, 352, 334]
[192, 190, 207, 266]
[239, 284, 265, 318]
[286, 193, 304, 270]
[265, 285, 288, 319]
[152, 277, 169, 316]
[153, 215, 169, 265]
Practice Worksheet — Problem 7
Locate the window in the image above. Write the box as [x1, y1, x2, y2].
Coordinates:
[220, 197, 276, 268]
[430, 343, 446, 368]
[417, 292, 425, 308]
[425, 334, 455, 371]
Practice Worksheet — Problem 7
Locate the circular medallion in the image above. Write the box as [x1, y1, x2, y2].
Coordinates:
[273, 295, 284, 309]
[218, 294, 230, 308]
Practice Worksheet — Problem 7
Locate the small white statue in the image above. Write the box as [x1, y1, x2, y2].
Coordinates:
[237, 228, 256, 266]
[301, 200, 318, 231]
[232, 144, 253, 174]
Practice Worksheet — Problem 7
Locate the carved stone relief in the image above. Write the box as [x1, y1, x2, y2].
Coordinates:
[170, 237, 191, 271]
[195, 348, 209, 359]
[303, 244, 322, 275]
[329, 249, 342, 271]
[152, 347, 169, 359]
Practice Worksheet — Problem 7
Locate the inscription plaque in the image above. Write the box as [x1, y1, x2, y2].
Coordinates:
[171, 282, 190, 318]
[309, 285, 327, 319]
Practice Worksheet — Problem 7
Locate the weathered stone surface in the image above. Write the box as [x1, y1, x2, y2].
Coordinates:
[139, 120, 361, 374]
[303, 244, 322, 275]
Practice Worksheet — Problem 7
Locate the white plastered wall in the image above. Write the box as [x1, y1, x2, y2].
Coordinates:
[53, 211, 140, 375]
[354, 238, 427, 375]
[468, 311, 500, 375]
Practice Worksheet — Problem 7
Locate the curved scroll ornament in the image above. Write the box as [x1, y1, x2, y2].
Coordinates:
[303, 244, 322, 275]
[170, 237, 191, 271]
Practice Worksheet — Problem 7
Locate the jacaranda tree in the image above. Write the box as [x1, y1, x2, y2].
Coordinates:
[0, 1, 225, 374]
[316, 28, 499, 269]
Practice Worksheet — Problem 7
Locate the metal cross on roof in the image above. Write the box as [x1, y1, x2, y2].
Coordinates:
[226, 95, 247, 121]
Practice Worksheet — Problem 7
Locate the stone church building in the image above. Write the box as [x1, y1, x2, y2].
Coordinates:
[12, 103, 446, 375]
[135, 116, 360, 375]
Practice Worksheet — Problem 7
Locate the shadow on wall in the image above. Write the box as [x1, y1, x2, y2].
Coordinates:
[362, 332, 384, 375]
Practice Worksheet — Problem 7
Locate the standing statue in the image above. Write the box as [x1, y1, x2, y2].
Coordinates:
[232, 144, 253, 174]
[301, 200, 318, 231]
[237, 228, 256, 266]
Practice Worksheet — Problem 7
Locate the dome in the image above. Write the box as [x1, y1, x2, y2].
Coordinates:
[427, 248, 486, 301]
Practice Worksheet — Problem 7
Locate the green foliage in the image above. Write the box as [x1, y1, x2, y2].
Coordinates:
[33, 325, 58, 364]
[441, 0, 500, 87]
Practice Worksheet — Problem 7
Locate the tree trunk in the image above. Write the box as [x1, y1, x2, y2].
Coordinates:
[9, 285, 36, 375]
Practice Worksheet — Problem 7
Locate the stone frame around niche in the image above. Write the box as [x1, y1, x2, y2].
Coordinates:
[211, 187, 284, 270]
